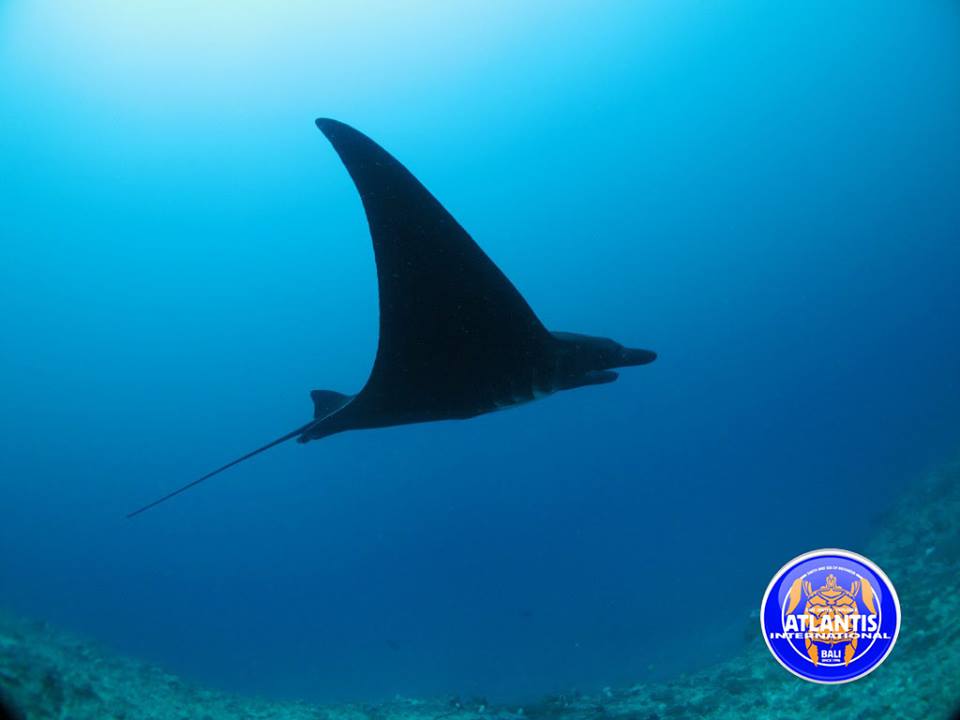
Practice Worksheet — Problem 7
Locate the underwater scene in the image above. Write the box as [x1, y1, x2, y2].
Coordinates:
[1, 2, 958, 719]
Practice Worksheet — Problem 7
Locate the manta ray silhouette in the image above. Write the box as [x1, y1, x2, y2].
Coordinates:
[127, 119, 657, 518]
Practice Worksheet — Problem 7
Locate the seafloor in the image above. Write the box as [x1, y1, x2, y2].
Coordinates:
[2, 461, 959, 720]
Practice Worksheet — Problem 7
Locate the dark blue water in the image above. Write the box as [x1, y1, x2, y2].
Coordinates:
[1, 1, 958, 705]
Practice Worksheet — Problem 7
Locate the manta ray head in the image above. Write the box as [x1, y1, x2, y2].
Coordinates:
[598, 338, 658, 369]
[551, 331, 657, 388]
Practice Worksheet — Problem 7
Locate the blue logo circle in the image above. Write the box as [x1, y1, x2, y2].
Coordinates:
[761, 548, 900, 683]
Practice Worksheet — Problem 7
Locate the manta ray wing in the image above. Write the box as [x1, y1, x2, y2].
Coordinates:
[315, 119, 553, 420]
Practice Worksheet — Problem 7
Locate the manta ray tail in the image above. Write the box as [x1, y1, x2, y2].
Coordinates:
[126, 421, 315, 519]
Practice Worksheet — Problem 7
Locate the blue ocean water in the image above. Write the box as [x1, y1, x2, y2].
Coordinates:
[0, 0, 958, 705]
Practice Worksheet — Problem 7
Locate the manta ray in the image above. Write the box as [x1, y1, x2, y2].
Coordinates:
[128, 118, 657, 518]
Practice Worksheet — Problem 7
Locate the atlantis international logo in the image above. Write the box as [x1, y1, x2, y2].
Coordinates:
[761, 548, 900, 683]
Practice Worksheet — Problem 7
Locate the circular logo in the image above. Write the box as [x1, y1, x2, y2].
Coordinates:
[760, 548, 900, 683]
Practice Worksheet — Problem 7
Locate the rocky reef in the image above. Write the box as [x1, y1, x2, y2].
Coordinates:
[2, 461, 959, 720]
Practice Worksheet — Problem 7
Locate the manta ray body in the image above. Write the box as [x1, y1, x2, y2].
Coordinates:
[128, 119, 656, 517]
